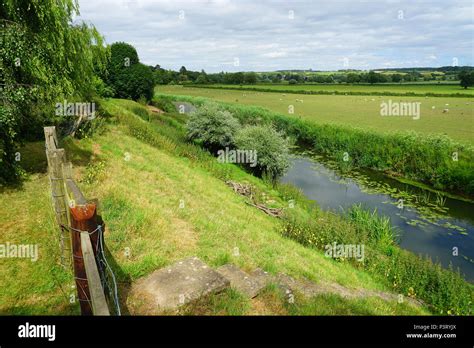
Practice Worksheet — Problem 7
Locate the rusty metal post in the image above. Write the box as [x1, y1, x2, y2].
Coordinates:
[70, 202, 99, 315]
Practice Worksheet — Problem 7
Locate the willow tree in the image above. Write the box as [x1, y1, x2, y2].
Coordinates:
[0, 0, 108, 184]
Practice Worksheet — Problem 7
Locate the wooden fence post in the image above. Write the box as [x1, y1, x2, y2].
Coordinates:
[44, 127, 112, 315]
[81, 231, 110, 315]
[70, 202, 98, 316]
[44, 127, 71, 268]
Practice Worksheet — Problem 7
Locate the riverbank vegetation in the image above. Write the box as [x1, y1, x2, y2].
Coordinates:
[154, 93, 474, 198]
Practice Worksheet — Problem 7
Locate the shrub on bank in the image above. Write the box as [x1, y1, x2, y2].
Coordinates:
[186, 102, 241, 154]
[234, 125, 291, 179]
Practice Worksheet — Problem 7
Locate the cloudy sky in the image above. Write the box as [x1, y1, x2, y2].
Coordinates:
[76, 0, 473, 72]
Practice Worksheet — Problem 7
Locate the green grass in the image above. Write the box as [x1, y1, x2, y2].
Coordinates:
[2, 97, 470, 315]
[157, 85, 474, 145]
[0, 172, 78, 315]
[187, 82, 474, 96]
[177, 285, 426, 316]
[112, 98, 472, 314]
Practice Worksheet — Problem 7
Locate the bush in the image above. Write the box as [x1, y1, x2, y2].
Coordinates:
[93, 76, 114, 98]
[186, 103, 240, 154]
[234, 125, 290, 179]
[289, 79, 297, 85]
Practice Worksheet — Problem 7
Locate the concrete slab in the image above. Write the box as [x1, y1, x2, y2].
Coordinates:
[216, 264, 265, 298]
[250, 268, 272, 289]
[133, 257, 229, 310]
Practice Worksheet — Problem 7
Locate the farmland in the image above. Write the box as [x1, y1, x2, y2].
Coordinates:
[157, 85, 474, 145]
[188, 83, 474, 96]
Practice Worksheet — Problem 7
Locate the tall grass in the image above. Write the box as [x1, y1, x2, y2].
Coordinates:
[280, 203, 474, 315]
[154, 93, 474, 197]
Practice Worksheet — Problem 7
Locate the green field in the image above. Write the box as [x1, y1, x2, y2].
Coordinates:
[157, 85, 474, 145]
[191, 83, 474, 96]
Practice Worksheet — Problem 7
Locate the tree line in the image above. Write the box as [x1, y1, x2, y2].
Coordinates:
[152, 68, 469, 85]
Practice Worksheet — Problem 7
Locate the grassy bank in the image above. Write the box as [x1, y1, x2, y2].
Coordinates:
[0, 144, 78, 315]
[0, 99, 429, 315]
[114, 97, 473, 315]
[154, 92, 474, 198]
[2, 98, 472, 315]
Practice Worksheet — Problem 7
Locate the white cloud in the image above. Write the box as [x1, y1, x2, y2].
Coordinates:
[77, 0, 474, 72]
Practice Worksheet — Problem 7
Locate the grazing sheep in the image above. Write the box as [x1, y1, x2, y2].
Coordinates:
[443, 109, 449, 113]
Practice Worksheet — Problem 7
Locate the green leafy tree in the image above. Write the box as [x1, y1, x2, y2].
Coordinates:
[347, 73, 361, 83]
[368, 71, 378, 84]
[234, 125, 290, 180]
[195, 73, 208, 84]
[459, 70, 474, 89]
[107, 42, 154, 101]
[391, 74, 403, 83]
[113, 63, 154, 100]
[186, 103, 240, 154]
[0, 0, 108, 184]
[243, 72, 257, 84]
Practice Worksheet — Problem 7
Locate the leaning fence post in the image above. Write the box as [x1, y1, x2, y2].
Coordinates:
[69, 201, 98, 315]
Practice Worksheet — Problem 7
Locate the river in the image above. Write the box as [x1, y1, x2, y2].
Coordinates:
[281, 153, 474, 282]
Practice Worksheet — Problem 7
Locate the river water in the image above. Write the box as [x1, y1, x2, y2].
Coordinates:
[281, 154, 474, 282]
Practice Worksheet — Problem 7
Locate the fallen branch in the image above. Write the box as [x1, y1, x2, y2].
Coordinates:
[245, 201, 283, 218]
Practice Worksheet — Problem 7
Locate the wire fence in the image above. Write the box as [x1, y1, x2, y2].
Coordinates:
[45, 126, 120, 316]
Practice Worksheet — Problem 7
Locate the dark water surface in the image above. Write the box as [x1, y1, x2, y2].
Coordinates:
[281, 155, 474, 282]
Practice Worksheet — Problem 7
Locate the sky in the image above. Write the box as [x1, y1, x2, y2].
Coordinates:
[76, 0, 474, 73]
